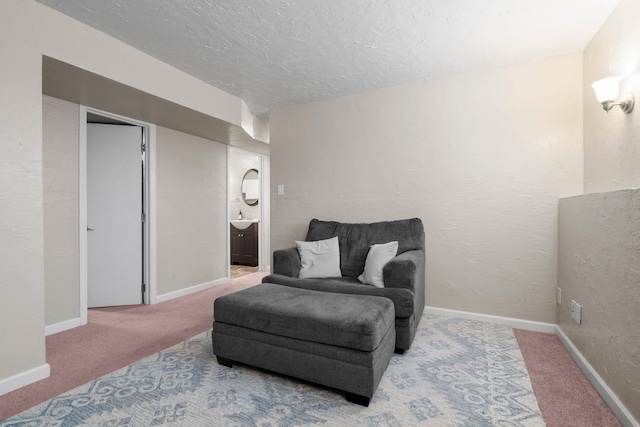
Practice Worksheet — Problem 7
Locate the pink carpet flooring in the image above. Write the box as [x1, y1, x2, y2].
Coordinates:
[0, 273, 622, 425]
[0, 272, 266, 421]
[514, 329, 620, 427]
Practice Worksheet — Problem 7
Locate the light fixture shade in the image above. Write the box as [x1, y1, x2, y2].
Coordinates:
[592, 76, 621, 102]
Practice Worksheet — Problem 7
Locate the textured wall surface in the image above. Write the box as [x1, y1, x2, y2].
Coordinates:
[270, 53, 583, 323]
[43, 95, 80, 326]
[0, 0, 249, 387]
[156, 127, 228, 296]
[583, 0, 640, 193]
[0, 2, 47, 381]
[558, 189, 640, 421]
[577, 0, 640, 421]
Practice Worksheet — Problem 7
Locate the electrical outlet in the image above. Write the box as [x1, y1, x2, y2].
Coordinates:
[570, 299, 582, 325]
[557, 287, 562, 305]
[277, 184, 285, 196]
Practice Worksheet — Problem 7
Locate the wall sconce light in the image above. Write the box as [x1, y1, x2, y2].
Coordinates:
[591, 76, 634, 113]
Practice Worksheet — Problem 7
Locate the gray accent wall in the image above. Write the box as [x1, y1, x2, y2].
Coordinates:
[558, 190, 640, 421]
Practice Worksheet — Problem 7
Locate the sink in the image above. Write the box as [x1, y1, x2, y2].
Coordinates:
[231, 219, 259, 230]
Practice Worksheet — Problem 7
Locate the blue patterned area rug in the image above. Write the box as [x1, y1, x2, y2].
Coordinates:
[2, 314, 544, 426]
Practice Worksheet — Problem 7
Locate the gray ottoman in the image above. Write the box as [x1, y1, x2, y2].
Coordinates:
[211, 283, 396, 406]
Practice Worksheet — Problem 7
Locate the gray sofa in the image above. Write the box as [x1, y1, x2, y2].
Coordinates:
[262, 218, 425, 351]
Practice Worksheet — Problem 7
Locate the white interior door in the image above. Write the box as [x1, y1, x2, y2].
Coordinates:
[87, 123, 143, 307]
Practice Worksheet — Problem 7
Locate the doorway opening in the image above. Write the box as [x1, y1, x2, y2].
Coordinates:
[79, 106, 157, 324]
[228, 147, 269, 279]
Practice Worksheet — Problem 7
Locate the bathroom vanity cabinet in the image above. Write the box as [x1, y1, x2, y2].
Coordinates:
[230, 222, 258, 267]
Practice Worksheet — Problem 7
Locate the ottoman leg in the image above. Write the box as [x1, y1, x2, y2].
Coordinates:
[345, 392, 370, 407]
[217, 356, 234, 368]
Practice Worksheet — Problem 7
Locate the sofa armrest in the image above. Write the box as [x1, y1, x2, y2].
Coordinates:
[272, 247, 301, 277]
[383, 249, 425, 321]
[382, 250, 421, 291]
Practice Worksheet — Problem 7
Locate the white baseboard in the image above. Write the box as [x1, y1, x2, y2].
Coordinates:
[0, 363, 50, 397]
[424, 306, 557, 333]
[155, 278, 228, 304]
[45, 317, 84, 336]
[556, 327, 639, 427]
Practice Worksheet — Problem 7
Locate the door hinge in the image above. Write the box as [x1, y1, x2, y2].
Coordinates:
[141, 283, 146, 293]
[141, 212, 146, 223]
[141, 140, 146, 152]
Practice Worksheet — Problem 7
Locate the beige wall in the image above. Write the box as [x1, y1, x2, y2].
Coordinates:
[43, 99, 231, 314]
[156, 127, 228, 296]
[0, 4, 47, 382]
[42, 95, 235, 324]
[583, 0, 640, 193]
[558, 190, 640, 421]
[0, 0, 249, 389]
[270, 53, 584, 324]
[43, 95, 80, 326]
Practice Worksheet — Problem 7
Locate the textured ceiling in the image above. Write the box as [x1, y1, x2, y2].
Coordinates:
[37, 0, 620, 117]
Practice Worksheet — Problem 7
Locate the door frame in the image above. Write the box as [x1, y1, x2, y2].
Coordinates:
[79, 105, 157, 324]
[227, 146, 270, 276]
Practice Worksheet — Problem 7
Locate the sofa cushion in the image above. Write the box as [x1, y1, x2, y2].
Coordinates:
[262, 274, 415, 318]
[358, 241, 398, 287]
[305, 218, 424, 277]
[296, 236, 341, 279]
[214, 283, 395, 352]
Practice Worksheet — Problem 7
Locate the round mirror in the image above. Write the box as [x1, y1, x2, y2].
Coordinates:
[241, 168, 259, 206]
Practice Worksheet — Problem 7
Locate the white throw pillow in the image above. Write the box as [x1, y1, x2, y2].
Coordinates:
[358, 241, 399, 287]
[296, 236, 342, 279]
